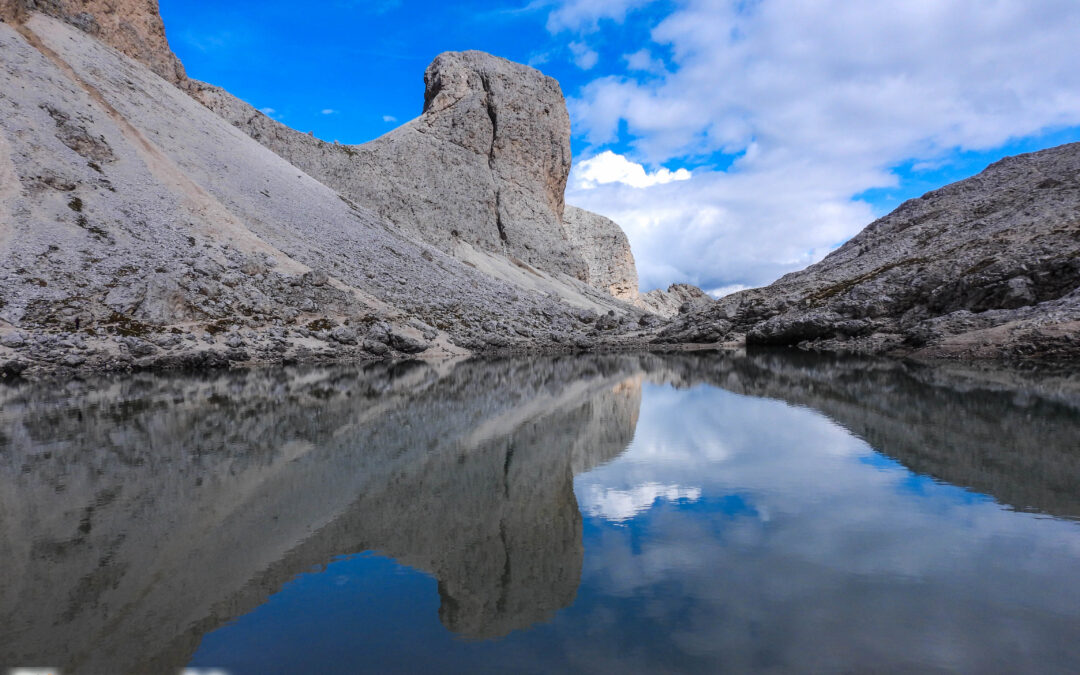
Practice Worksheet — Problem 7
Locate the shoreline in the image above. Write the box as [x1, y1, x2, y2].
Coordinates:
[3, 328, 1075, 383]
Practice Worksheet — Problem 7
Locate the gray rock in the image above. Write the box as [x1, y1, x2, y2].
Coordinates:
[388, 330, 429, 354]
[330, 326, 358, 345]
[188, 51, 645, 304]
[1, 333, 26, 348]
[125, 338, 158, 358]
[366, 324, 391, 345]
[639, 283, 715, 319]
[225, 348, 249, 362]
[562, 206, 639, 301]
[303, 269, 329, 287]
[362, 339, 390, 356]
[0, 360, 28, 378]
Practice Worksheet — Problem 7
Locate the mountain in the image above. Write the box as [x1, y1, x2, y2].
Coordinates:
[660, 143, 1080, 359]
[1, 0, 1076, 374]
[0, 1, 701, 378]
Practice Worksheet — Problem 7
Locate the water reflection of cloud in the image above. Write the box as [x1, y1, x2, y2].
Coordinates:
[564, 381, 1080, 673]
[581, 483, 702, 523]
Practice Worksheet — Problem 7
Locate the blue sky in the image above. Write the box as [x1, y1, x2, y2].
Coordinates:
[161, 0, 1080, 294]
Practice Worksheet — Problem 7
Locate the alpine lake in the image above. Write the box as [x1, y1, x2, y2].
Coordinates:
[2, 349, 1079, 673]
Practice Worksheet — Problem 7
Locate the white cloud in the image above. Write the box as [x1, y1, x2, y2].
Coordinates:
[708, 284, 749, 299]
[382, 115, 398, 123]
[180, 29, 241, 53]
[528, 51, 553, 67]
[321, 109, 338, 115]
[568, 41, 600, 69]
[545, 0, 655, 32]
[623, 48, 664, 73]
[555, 0, 1080, 291]
[572, 151, 691, 189]
[568, 158, 875, 291]
[259, 107, 276, 115]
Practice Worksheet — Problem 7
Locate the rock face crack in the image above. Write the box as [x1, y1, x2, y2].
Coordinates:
[479, 73, 508, 245]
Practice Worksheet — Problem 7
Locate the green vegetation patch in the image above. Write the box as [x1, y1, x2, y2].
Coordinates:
[106, 312, 155, 337]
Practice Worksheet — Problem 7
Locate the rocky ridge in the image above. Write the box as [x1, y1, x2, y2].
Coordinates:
[660, 143, 1080, 359]
[639, 282, 715, 319]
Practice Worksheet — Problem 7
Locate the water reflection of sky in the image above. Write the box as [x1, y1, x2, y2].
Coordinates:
[190, 380, 1080, 674]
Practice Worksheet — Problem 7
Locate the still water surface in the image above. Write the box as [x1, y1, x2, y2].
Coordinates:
[1, 351, 1079, 673]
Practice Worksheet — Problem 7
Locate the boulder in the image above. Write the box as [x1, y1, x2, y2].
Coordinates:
[388, 329, 429, 354]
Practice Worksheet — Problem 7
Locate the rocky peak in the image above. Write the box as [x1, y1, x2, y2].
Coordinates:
[420, 50, 572, 213]
[193, 49, 599, 285]
[415, 50, 575, 268]
[1, 0, 185, 84]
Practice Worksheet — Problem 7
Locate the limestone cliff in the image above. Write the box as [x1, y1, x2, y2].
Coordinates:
[0, 13, 653, 378]
[188, 52, 643, 301]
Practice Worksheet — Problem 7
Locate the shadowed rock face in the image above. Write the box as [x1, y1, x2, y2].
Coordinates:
[0, 356, 642, 672]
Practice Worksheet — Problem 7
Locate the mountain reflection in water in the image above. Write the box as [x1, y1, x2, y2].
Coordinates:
[0, 352, 1078, 673]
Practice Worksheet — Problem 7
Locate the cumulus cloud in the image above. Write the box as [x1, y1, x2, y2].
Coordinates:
[568, 152, 875, 291]
[568, 40, 600, 69]
[623, 48, 664, 73]
[545, 0, 655, 32]
[557, 0, 1080, 291]
[572, 151, 691, 189]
